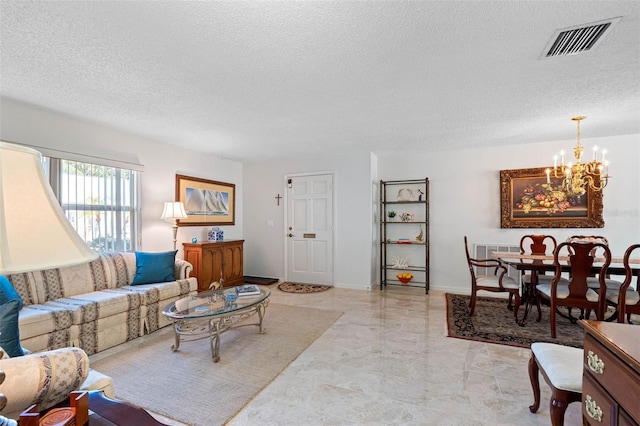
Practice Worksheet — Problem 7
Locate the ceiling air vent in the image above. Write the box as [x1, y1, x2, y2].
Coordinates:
[541, 17, 621, 58]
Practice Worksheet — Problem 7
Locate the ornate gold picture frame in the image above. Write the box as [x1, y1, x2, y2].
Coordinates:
[175, 174, 235, 226]
[500, 167, 603, 228]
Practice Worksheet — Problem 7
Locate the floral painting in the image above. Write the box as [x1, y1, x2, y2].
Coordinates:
[500, 167, 603, 228]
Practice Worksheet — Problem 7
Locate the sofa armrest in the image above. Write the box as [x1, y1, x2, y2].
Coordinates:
[0, 347, 89, 419]
[174, 259, 193, 280]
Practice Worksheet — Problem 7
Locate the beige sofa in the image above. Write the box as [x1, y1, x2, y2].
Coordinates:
[5, 252, 198, 355]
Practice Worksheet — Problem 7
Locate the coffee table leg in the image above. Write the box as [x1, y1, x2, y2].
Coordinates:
[209, 318, 221, 362]
[257, 302, 267, 334]
[170, 319, 180, 352]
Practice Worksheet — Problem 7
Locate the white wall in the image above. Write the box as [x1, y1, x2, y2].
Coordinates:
[0, 98, 243, 258]
[243, 152, 374, 289]
[378, 134, 640, 294]
[3, 97, 637, 295]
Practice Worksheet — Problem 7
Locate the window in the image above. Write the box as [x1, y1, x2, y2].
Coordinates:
[44, 157, 140, 253]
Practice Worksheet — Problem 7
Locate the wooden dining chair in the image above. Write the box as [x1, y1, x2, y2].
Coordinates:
[565, 235, 622, 322]
[535, 240, 611, 338]
[520, 235, 568, 286]
[605, 243, 640, 323]
[464, 236, 520, 318]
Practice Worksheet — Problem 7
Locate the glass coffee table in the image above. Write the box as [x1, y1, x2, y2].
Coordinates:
[161, 286, 270, 362]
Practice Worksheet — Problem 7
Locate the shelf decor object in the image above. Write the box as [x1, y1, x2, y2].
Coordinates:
[379, 178, 429, 293]
[548, 116, 609, 196]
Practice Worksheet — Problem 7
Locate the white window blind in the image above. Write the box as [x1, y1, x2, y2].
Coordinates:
[44, 157, 140, 253]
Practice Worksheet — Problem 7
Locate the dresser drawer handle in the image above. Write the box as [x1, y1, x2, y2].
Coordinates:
[587, 350, 605, 374]
[585, 395, 603, 422]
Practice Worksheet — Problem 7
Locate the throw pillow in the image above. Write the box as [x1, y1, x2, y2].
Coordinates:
[0, 275, 23, 310]
[0, 299, 24, 357]
[131, 250, 177, 286]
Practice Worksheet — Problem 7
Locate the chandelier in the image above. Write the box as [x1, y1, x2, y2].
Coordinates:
[546, 116, 609, 197]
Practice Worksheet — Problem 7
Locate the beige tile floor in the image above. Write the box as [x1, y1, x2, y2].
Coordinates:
[227, 286, 583, 426]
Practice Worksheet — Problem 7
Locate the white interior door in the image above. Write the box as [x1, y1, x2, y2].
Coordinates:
[286, 174, 334, 285]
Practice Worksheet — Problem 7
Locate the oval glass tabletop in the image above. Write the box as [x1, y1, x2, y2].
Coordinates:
[162, 286, 270, 319]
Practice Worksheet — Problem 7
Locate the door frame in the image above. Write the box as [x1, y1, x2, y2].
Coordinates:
[283, 170, 336, 285]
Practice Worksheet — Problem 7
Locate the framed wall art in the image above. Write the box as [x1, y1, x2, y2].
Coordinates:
[500, 167, 604, 228]
[175, 174, 235, 226]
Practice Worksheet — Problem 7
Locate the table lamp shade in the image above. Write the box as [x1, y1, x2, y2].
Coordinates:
[161, 202, 188, 221]
[0, 142, 98, 274]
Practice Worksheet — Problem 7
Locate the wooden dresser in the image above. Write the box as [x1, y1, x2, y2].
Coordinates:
[182, 240, 244, 292]
[580, 320, 640, 426]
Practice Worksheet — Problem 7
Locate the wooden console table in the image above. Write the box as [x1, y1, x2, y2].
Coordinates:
[183, 240, 244, 291]
[580, 320, 640, 425]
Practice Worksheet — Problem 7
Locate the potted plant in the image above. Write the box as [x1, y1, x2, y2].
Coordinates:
[387, 210, 397, 221]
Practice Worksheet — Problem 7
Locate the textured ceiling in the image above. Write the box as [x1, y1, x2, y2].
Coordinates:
[1, 1, 639, 163]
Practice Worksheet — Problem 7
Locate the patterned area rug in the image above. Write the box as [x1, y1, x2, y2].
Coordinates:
[277, 282, 333, 294]
[445, 293, 584, 348]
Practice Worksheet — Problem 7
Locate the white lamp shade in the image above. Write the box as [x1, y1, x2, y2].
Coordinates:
[161, 202, 188, 221]
[0, 142, 98, 274]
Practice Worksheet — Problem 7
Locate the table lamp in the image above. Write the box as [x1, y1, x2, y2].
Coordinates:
[160, 202, 188, 250]
[0, 141, 99, 413]
[0, 142, 98, 275]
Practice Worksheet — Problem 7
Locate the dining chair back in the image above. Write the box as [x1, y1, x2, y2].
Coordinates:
[606, 243, 640, 323]
[566, 235, 622, 291]
[535, 240, 611, 338]
[521, 235, 557, 256]
[463, 236, 520, 319]
[519, 235, 564, 286]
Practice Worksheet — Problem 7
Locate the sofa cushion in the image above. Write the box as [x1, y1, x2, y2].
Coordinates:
[1, 275, 23, 310]
[32, 258, 110, 302]
[80, 369, 115, 399]
[131, 251, 177, 285]
[0, 299, 24, 357]
[18, 304, 73, 351]
[44, 291, 141, 325]
[4, 272, 40, 306]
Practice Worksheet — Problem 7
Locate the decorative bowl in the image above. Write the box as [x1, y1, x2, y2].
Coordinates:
[396, 274, 413, 284]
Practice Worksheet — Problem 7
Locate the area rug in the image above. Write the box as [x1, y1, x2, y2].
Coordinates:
[277, 282, 333, 293]
[90, 303, 343, 426]
[445, 293, 584, 349]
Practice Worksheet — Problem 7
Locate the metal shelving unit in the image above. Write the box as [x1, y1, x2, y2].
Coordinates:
[380, 178, 429, 293]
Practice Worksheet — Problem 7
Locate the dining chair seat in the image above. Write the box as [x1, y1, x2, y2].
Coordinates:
[477, 275, 519, 289]
[528, 342, 582, 426]
[524, 275, 569, 286]
[536, 283, 600, 302]
[606, 288, 640, 305]
[586, 277, 623, 290]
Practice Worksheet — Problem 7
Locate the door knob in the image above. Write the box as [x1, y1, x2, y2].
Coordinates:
[288, 233, 294, 237]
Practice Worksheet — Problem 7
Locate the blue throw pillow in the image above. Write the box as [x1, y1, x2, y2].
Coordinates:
[0, 299, 24, 357]
[131, 250, 177, 286]
[0, 275, 23, 311]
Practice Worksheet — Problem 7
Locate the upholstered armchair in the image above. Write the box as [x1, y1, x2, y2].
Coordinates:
[0, 346, 114, 420]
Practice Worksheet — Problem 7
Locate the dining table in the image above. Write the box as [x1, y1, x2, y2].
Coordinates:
[491, 251, 640, 326]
